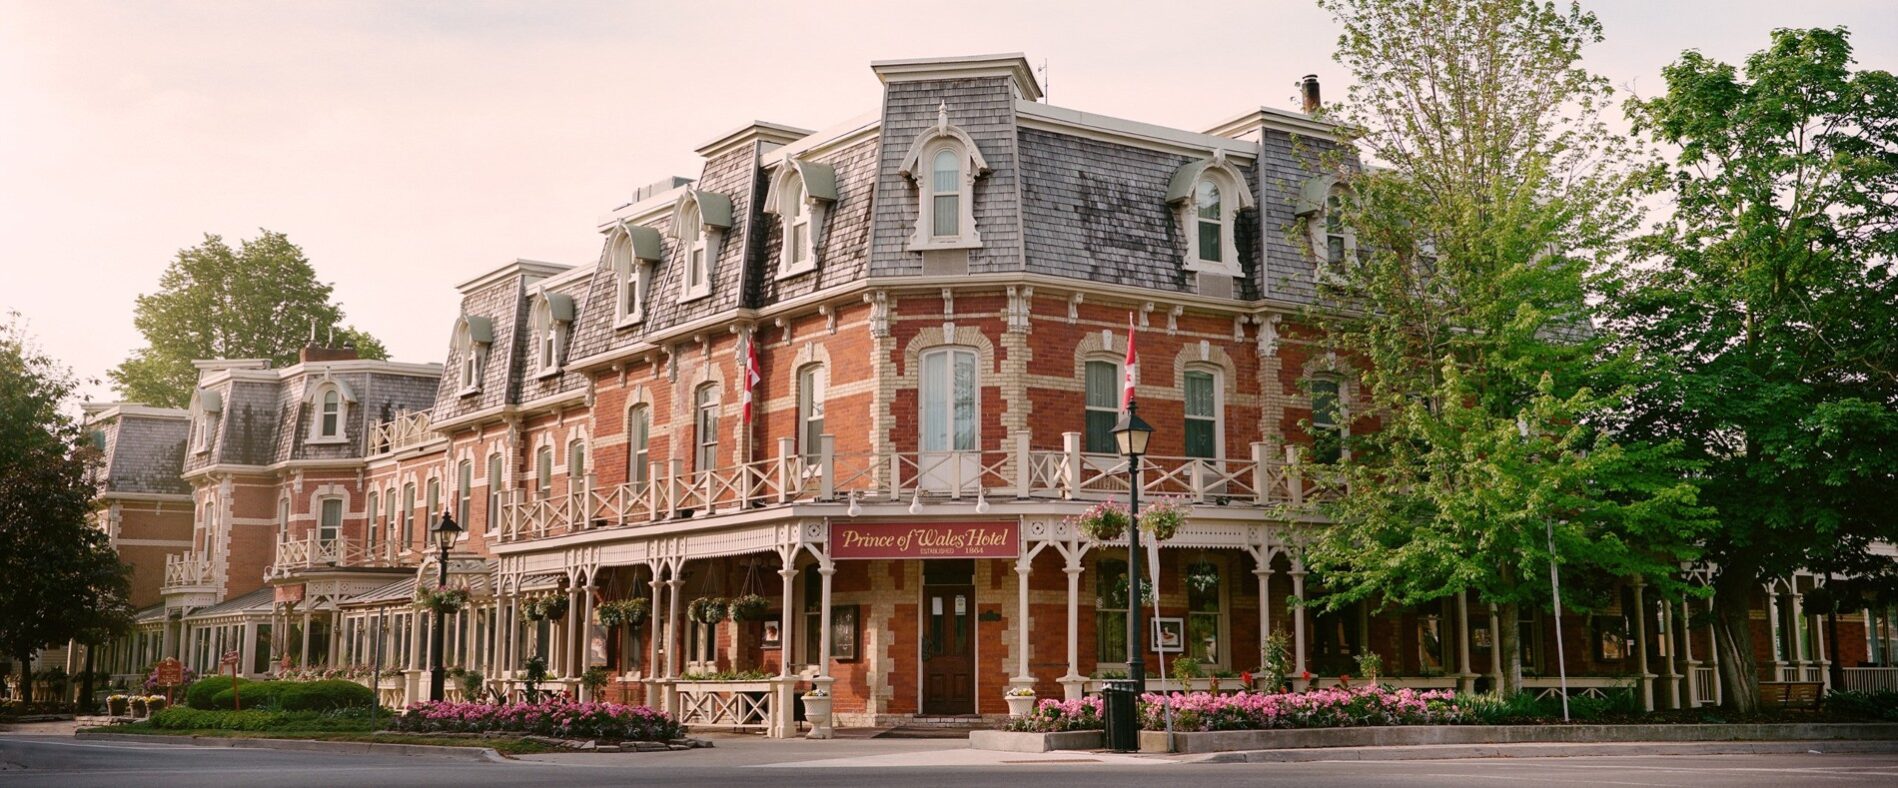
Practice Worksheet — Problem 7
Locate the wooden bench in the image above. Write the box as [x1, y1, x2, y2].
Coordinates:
[1758, 681, 1823, 711]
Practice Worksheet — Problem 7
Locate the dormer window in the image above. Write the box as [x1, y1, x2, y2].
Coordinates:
[898, 103, 987, 251]
[765, 159, 836, 280]
[529, 293, 575, 377]
[305, 379, 355, 443]
[190, 388, 222, 454]
[452, 315, 492, 396]
[608, 224, 661, 327]
[1168, 152, 1253, 278]
[671, 191, 731, 302]
[1296, 174, 1357, 280]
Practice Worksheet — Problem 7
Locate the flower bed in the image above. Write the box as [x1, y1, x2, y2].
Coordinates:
[1139, 686, 1463, 731]
[392, 699, 683, 742]
[1004, 697, 1105, 732]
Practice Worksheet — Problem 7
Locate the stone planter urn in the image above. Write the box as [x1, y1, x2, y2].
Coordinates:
[1005, 691, 1037, 718]
[801, 691, 833, 739]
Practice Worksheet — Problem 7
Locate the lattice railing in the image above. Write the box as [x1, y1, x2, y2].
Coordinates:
[368, 410, 436, 455]
[672, 680, 776, 730]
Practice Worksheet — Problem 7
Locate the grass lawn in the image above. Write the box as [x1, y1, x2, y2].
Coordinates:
[84, 723, 560, 755]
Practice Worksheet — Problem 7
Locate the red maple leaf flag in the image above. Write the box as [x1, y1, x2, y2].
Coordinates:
[1121, 313, 1138, 410]
[741, 335, 762, 424]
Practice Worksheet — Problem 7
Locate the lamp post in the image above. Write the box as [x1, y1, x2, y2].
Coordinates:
[428, 511, 463, 703]
[1106, 402, 1154, 751]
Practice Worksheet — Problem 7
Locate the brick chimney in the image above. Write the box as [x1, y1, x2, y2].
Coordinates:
[1300, 75, 1322, 114]
[299, 342, 359, 364]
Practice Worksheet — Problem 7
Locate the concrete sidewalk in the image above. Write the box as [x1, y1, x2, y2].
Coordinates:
[1183, 738, 1898, 763]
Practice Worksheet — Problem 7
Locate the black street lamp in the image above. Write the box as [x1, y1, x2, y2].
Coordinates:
[1106, 401, 1153, 751]
[428, 511, 463, 703]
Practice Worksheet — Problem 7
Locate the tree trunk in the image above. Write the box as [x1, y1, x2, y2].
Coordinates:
[1712, 570, 1760, 713]
[1497, 601, 1523, 696]
[15, 650, 32, 706]
[79, 643, 96, 712]
[1826, 607, 1843, 691]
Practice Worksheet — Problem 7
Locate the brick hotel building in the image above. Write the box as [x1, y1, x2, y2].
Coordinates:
[28, 54, 1897, 733]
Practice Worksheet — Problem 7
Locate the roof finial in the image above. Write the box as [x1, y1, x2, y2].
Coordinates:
[937, 101, 948, 131]
[308, 318, 316, 344]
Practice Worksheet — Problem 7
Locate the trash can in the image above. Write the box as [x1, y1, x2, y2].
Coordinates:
[1103, 679, 1140, 752]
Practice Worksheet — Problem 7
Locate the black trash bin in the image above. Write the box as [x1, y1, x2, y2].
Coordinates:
[1102, 679, 1140, 752]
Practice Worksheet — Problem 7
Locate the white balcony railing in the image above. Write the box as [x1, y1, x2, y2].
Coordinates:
[271, 534, 380, 576]
[1776, 664, 1826, 683]
[495, 432, 1345, 543]
[162, 553, 214, 591]
[368, 410, 435, 455]
[1690, 666, 1717, 706]
[1841, 667, 1898, 692]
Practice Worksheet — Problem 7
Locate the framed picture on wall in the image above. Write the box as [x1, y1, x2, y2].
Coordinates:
[761, 619, 782, 649]
[830, 605, 859, 661]
[1151, 617, 1185, 653]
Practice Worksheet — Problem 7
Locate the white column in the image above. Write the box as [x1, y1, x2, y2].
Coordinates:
[300, 611, 313, 667]
[647, 574, 665, 708]
[1661, 601, 1681, 709]
[1456, 590, 1475, 693]
[1765, 587, 1783, 673]
[1706, 595, 1722, 706]
[1061, 557, 1084, 700]
[1013, 556, 1033, 686]
[816, 564, 835, 679]
[1256, 562, 1274, 652]
[1489, 604, 1503, 689]
[1633, 580, 1653, 711]
[1790, 584, 1809, 669]
[665, 577, 683, 679]
[778, 565, 797, 678]
[1290, 569, 1308, 685]
[1815, 606, 1830, 689]
[1680, 598, 1699, 706]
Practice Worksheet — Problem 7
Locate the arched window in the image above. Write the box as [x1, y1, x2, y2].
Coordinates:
[318, 497, 343, 543]
[627, 405, 650, 488]
[1310, 378, 1343, 464]
[930, 149, 960, 239]
[1170, 154, 1252, 277]
[681, 202, 707, 297]
[694, 383, 719, 472]
[452, 316, 488, 394]
[567, 439, 587, 489]
[1325, 190, 1349, 267]
[1083, 360, 1121, 454]
[456, 460, 473, 527]
[920, 348, 977, 453]
[365, 490, 379, 553]
[535, 446, 554, 499]
[797, 364, 826, 462]
[1183, 369, 1220, 460]
[783, 176, 809, 268]
[608, 226, 656, 326]
[486, 453, 504, 533]
[318, 389, 341, 438]
[425, 478, 441, 538]
[898, 109, 987, 251]
[400, 482, 416, 549]
[306, 381, 354, 442]
[276, 497, 291, 542]
[1195, 181, 1223, 263]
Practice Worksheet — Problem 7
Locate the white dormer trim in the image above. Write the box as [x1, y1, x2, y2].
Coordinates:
[898, 103, 987, 252]
[305, 378, 355, 444]
[1170, 150, 1254, 278]
[605, 223, 656, 328]
[451, 315, 488, 397]
[670, 192, 729, 303]
[529, 293, 572, 377]
[764, 158, 836, 280]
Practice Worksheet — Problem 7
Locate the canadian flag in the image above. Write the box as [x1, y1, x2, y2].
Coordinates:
[1121, 314, 1138, 410]
[741, 336, 762, 424]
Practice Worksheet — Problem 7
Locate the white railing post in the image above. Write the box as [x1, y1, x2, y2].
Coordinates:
[818, 435, 835, 501]
[1014, 432, 1031, 498]
[1251, 443, 1271, 505]
[888, 454, 903, 501]
[776, 437, 795, 504]
[666, 459, 683, 519]
[1062, 432, 1082, 498]
[647, 461, 663, 521]
[1285, 445, 1304, 506]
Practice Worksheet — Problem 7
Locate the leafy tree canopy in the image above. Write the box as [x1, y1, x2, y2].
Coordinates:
[109, 230, 388, 407]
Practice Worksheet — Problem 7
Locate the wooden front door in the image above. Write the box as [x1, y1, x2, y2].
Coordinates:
[921, 583, 975, 715]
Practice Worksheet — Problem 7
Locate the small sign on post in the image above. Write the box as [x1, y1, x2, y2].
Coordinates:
[154, 657, 184, 706]
[222, 650, 242, 710]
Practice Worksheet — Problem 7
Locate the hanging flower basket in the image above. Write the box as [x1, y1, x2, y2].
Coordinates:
[522, 593, 570, 621]
[688, 596, 729, 624]
[1139, 497, 1191, 541]
[596, 598, 650, 628]
[414, 586, 470, 615]
[1185, 561, 1220, 594]
[1069, 501, 1130, 542]
[729, 594, 771, 621]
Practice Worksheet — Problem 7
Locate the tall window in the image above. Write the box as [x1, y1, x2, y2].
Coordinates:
[1184, 370, 1218, 459]
[694, 384, 719, 472]
[486, 454, 504, 533]
[455, 319, 483, 392]
[1185, 558, 1222, 665]
[930, 149, 960, 239]
[1095, 558, 1129, 664]
[802, 565, 823, 666]
[567, 440, 587, 490]
[1195, 180, 1223, 263]
[400, 483, 415, 548]
[276, 497, 290, 542]
[318, 498, 343, 543]
[540, 316, 559, 371]
[1325, 191, 1349, 267]
[1418, 599, 1452, 673]
[628, 406, 650, 487]
[797, 365, 826, 462]
[535, 447, 554, 499]
[610, 231, 645, 323]
[316, 389, 342, 439]
[425, 479, 440, 538]
[365, 490, 379, 553]
[682, 203, 707, 296]
[1310, 378, 1342, 464]
[783, 177, 809, 268]
[1083, 360, 1120, 454]
[456, 460, 473, 527]
[920, 349, 977, 452]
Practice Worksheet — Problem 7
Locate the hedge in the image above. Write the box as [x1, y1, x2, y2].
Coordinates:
[186, 677, 374, 711]
[148, 707, 377, 732]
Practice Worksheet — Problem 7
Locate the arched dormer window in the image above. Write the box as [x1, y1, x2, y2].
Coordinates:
[608, 223, 661, 327]
[305, 378, 356, 443]
[1296, 174, 1357, 279]
[452, 315, 492, 396]
[765, 158, 838, 280]
[190, 388, 222, 454]
[528, 292, 575, 377]
[671, 191, 732, 302]
[898, 103, 987, 251]
[1168, 151, 1253, 278]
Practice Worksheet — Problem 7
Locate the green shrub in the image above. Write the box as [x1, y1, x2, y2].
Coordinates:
[1826, 689, 1898, 721]
[275, 679, 374, 711]
[210, 681, 284, 711]
[149, 706, 378, 732]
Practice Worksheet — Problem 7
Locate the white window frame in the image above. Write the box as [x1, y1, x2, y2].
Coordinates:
[485, 453, 504, 535]
[365, 489, 379, 554]
[780, 173, 815, 278]
[797, 364, 826, 463]
[677, 200, 713, 303]
[529, 297, 568, 377]
[694, 383, 719, 473]
[1082, 359, 1121, 455]
[566, 438, 587, 491]
[400, 482, 416, 551]
[535, 446, 554, 499]
[456, 459, 473, 527]
[1182, 367, 1224, 462]
[1180, 170, 1247, 277]
[919, 347, 979, 453]
[1314, 185, 1358, 280]
[898, 108, 987, 252]
[628, 405, 650, 489]
[191, 393, 218, 454]
[609, 229, 649, 327]
[317, 497, 343, 544]
[1309, 376, 1346, 464]
[307, 382, 350, 444]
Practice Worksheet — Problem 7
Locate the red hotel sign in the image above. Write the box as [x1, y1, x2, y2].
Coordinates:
[832, 521, 1018, 560]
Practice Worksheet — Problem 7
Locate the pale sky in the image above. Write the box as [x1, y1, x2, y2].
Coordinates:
[2, 1, 1893, 403]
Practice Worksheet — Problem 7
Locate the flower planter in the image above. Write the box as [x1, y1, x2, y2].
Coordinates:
[1005, 693, 1036, 718]
[969, 729, 1105, 753]
[801, 693, 833, 739]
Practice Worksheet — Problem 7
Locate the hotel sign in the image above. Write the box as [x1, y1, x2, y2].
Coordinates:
[831, 521, 1018, 560]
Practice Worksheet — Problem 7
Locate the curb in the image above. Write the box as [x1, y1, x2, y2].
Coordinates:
[74, 731, 510, 763]
[1185, 739, 1898, 763]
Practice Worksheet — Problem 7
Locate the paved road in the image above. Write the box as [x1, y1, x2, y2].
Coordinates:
[4, 731, 1898, 787]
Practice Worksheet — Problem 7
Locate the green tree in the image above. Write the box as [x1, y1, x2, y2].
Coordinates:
[109, 230, 388, 407]
[1607, 27, 1898, 712]
[1302, 0, 1712, 696]
[0, 317, 134, 706]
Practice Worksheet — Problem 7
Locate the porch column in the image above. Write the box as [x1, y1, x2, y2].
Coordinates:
[1814, 604, 1830, 689]
[1789, 583, 1809, 670]
[1012, 555, 1033, 688]
[647, 572, 665, 707]
[816, 564, 835, 678]
[1456, 590, 1475, 693]
[1061, 555, 1085, 700]
[1765, 586, 1783, 675]
[300, 610, 313, 667]
[1706, 595, 1722, 705]
[576, 584, 595, 698]
[1632, 579, 1653, 711]
[1489, 604, 1503, 688]
[1680, 599, 1700, 706]
[1661, 601, 1681, 709]
[1290, 568, 1308, 686]
[665, 576, 684, 679]
[1255, 563, 1274, 673]
[778, 565, 797, 678]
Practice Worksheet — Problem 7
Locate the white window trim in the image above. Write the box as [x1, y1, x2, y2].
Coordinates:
[453, 318, 485, 397]
[1082, 357, 1122, 456]
[1182, 366, 1226, 462]
[671, 196, 724, 304]
[608, 228, 651, 328]
[1313, 185, 1359, 284]
[796, 363, 827, 462]
[529, 296, 569, 378]
[765, 164, 829, 280]
[898, 104, 988, 252]
[1172, 154, 1253, 278]
[918, 347, 980, 453]
[485, 453, 505, 536]
[315, 496, 345, 543]
[693, 383, 720, 472]
[305, 380, 353, 444]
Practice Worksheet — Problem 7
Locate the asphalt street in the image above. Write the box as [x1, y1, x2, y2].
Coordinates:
[4, 731, 1898, 787]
